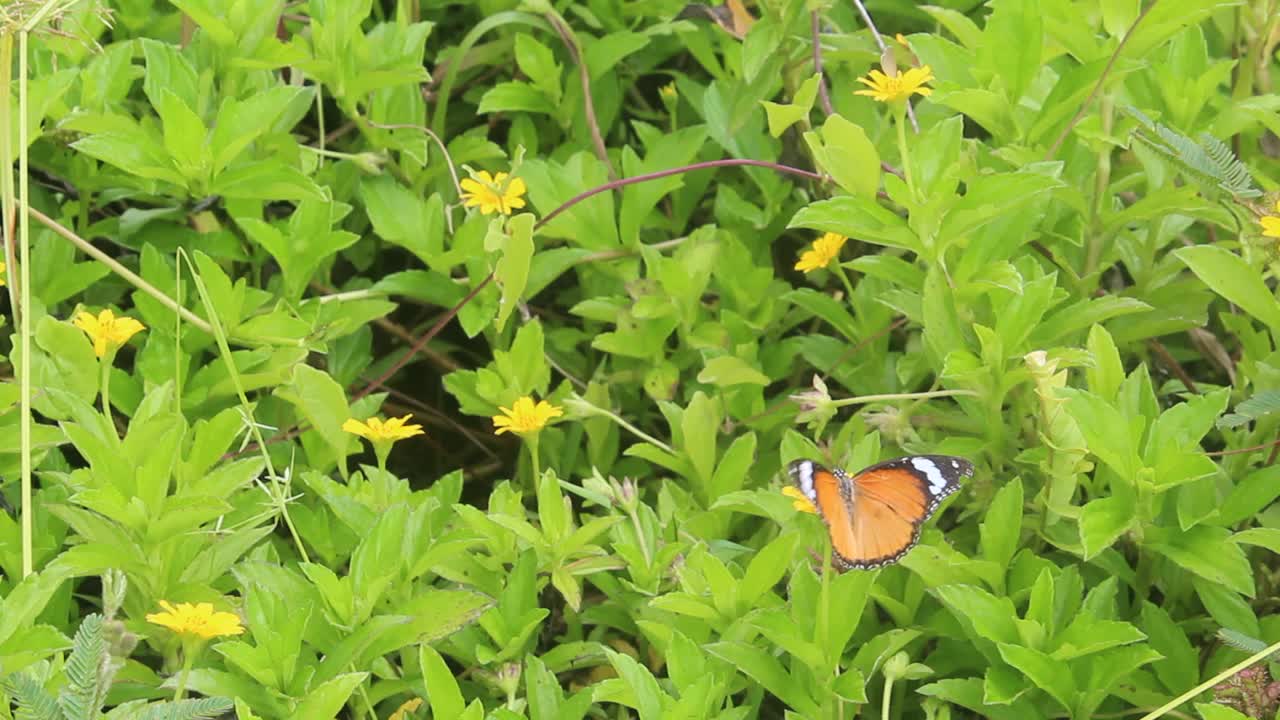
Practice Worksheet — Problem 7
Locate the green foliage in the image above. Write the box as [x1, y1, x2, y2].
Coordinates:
[2, 1, 1280, 719]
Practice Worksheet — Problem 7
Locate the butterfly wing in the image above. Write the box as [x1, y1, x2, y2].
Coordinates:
[788, 456, 973, 570]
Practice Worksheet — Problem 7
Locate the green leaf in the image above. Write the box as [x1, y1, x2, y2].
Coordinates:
[997, 644, 1074, 711]
[210, 161, 327, 202]
[783, 288, 860, 341]
[1080, 498, 1134, 559]
[1060, 387, 1142, 481]
[420, 645, 465, 719]
[492, 213, 536, 332]
[979, 476, 1023, 575]
[934, 585, 1020, 646]
[697, 356, 770, 387]
[273, 364, 353, 472]
[1218, 465, 1280, 526]
[514, 34, 562, 102]
[601, 648, 670, 720]
[1141, 602, 1198, 693]
[359, 176, 443, 266]
[763, 74, 819, 137]
[807, 114, 880, 198]
[478, 81, 557, 115]
[705, 641, 818, 715]
[789, 196, 921, 253]
[1146, 525, 1254, 596]
[1176, 246, 1280, 335]
[291, 672, 367, 718]
[978, 0, 1042, 102]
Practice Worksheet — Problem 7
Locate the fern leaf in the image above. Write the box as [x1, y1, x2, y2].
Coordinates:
[1217, 628, 1280, 659]
[1123, 105, 1261, 200]
[56, 614, 108, 720]
[135, 698, 234, 720]
[1200, 131, 1262, 198]
[4, 671, 61, 720]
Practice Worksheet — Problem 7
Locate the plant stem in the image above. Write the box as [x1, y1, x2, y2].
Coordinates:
[17, 29, 31, 580]
[100, 354, 113, 428]
[893, 110, 916, 201]
[830, 389, 977, 408]
[832, 263, 858, 304]
[29, 208, 216, 336]
[173, 640, 197, 701]
[535, 158, 823, 230]
[881, 671, 894, 720]
[1138, 636, 1280, 719]
[527, 433, 541, 489]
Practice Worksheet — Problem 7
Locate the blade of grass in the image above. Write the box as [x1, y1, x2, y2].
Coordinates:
[176, 249, 311, 564]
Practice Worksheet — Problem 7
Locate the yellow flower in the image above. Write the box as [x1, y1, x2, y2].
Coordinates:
[660, 82, 677, 100]
[855, 65, 934, 103]
[146, 601, 244, 639]
[894, 33, 910, 47]
[782, 486, 817, 514]
[0, 260, 6, 287]
[1261, 200, 1280, 239]
[493, 396, 563, 435]
[459, 170, 527, 216]
[388, 698, 423, 720]
[73, 309, 146, 358]
[794, 232, 848, 273]
[342, 415, 425, 443]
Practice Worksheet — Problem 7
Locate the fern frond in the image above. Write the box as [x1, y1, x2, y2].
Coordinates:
[1218, 628, 1280, 659]
[1123, 105, 1261, 200]
[4, 671, 61, 720]
[135, 698, 234, 720]
[56, 614, 108, 720]
[1200, 132, 1260, 198]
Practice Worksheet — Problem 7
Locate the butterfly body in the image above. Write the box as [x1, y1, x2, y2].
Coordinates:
[788, 455, 973, 570]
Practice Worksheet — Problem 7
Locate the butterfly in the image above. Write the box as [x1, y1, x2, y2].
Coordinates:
[787, 455, 973, 570]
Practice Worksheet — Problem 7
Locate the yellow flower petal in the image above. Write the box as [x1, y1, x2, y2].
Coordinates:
[1261, 215, 1280, 239]
[72, 308, 146, 358]
[146, 600, 244, 639]
[344, 415, 424, 443]
[854, 64, 934, 103]
[459, 168, 529, 216]
[492, 396, 563, 436]
[794, 233, 848, 273]
[782, 486, 818, 514]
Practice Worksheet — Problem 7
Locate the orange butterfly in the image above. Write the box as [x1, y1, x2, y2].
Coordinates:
[787, 455, 972, 570]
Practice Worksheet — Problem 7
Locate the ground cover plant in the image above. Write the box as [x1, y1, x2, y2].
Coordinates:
[2, 0, 1280, 718]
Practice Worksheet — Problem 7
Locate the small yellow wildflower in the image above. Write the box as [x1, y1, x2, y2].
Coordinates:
[894, 33, 910, 47]
[0, 260, 6, 287]
[855, 65, 934, 103]
[1260, 200, 1280, 239]
[73, 309, 146, 358]
[794, 232, 848, 273]
[459, 170, 527, 216]
[782, 486, 818, 514]
[660, 82, 678, 100]
[342, 415, 425, 443]
[146, 601, 244, 639]
[493, 396, 563, 435]
[388, 698, 423, 720]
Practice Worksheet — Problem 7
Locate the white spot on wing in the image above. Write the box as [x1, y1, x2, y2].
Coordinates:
[911, 457, 949, 495]
[795, 461, 816, 499]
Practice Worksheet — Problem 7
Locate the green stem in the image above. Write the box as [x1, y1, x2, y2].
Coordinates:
[527, 433, 542, 489]
[881, 672, 894, 720]
[100, 353, 113, 428]
[173, 639, 198, 702]
[17, 29, 32, 580]
[831, 263, 858, 305]
[830, 389, 977, 409]
[893, 109, 916, 201]
[1138, 637, 1280, 720]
